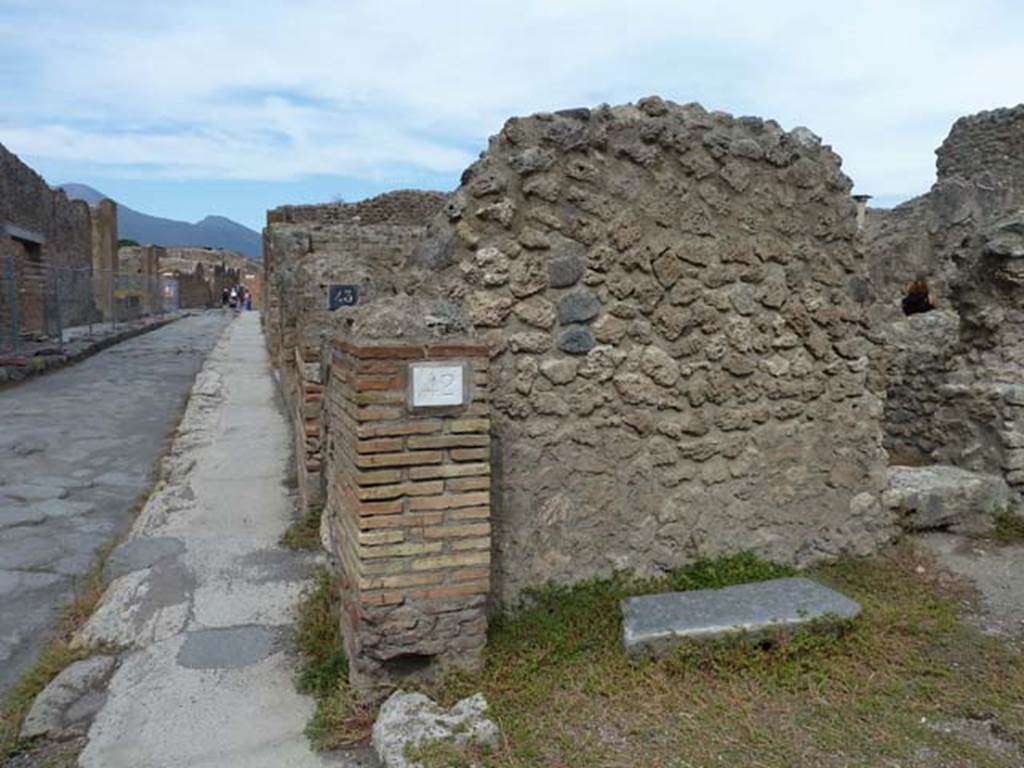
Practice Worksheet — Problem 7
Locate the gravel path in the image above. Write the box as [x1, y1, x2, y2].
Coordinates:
[917, 532, 1024, 644]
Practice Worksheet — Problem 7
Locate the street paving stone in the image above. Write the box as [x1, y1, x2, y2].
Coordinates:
[0, 311, 232, 693]
[77, 312, 358, 767]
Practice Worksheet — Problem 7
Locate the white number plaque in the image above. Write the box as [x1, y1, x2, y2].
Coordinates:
[410, 363, 466, 408]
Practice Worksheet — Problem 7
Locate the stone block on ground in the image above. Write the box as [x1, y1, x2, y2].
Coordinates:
[620, 577, 861, 658]
[20, 655, 118, 740]
[371, 691, 500, 768]
[884, 465, 1010, 534]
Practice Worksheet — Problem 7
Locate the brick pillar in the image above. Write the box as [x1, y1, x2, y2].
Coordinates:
[326, 340, 491, 698]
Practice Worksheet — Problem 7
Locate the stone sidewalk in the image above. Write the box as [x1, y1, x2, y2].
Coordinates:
[74, 312, 361, 767]
[0, 311, 232, 692]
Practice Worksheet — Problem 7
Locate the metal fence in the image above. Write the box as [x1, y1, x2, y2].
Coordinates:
[0, 254, 170, 355]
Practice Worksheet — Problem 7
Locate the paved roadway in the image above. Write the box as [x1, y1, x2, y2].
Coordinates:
[0, 310, 233, 693]
[77, 312, 366, 767]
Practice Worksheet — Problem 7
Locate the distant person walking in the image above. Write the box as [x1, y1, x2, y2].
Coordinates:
[228, 287, 238, 310]
[221, 287, 230, 308]
[244, 290, 252, 311]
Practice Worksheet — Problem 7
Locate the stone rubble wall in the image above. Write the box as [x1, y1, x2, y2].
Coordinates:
[882, 310, 961, 464]
[157, 246, 256, 276]
[261, 229, 279, 354]
[324, 340, 490, 697]
[0, 142, 97, 333]
[267, 190, 448, 227]
[357, 97, 894, 604]
[156, 248, 247, 309]
[259, 96, 1024, 693]
[89, 199, 118, 320]
[262, 192, 447, 514]
[171, 268, 216, 309]
[864, 104, 1024, 508]
[117, 245, 164, 319]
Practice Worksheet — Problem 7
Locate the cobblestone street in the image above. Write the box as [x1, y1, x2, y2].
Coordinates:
[0, 311, 232, 693]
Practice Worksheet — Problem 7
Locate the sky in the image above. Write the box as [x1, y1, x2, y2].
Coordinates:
[1, 0, 1022, 231]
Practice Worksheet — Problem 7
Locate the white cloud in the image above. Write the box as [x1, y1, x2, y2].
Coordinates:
[2, 0, 1022, 200]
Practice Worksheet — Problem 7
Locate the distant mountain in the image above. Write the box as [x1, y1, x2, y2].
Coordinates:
[60, 183, 262, 259]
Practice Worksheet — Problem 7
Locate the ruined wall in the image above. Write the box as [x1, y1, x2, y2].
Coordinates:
[268, 190, 448, 227]
[171, 264, 215, 308]
[210, 264, 241, 304]
[865, 105, 1024, 505]
[344, 98, 892, 604]
[263, 191, 448, 514]
[158, 246, 256, 277]
[90, 199, 118, 320]
[0, 142, 96, 335]
[882, 310, 963, 464]
[936, 107, 1024, 369]
[261, 229, 280, 356]
[240, 265, 262, 309]
[156, 246, 248, 307]
[117, 245, 164, 319]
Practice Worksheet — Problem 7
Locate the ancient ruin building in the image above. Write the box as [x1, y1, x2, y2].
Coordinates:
[865, 105, 1024, 509]
[0, 142, 96, 343]
[264, 94, 1024, 697]
[263, 191, 447, 515]
[264, 97, 916, 696]
[155, 246, 248, 309]
[117, 245, 164, 319]
[389, 98, 892, 604]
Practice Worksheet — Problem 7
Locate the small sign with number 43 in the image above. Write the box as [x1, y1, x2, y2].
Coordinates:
[410, 363, 466, 408]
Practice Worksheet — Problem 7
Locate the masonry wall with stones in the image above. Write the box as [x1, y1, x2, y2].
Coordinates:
[169, 264, 213, 309]
[262, 192, 447, 514]
[324, 340, 491, 695]
[117, 245, 164, 319]
[337, 98, 893, 606]
[865, 105, 1024, 505]
[155, 247, 245, 309]
[89, 199, 118, 320]
[0, 142, 96, 338]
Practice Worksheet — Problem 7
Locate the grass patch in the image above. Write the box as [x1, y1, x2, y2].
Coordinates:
[281, 506, 323, 551]
[299, 548, 1024, 766]
[0, 541, 115, 760]
[405, 736, 494, 768]
[293, 567, 373, 749]
[412, 546, 1024, 768]
[989, 511, 1024, 546]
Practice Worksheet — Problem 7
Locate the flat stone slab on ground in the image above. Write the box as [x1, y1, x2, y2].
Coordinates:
[884, 465, 1010, 534]
[621, 577, 861, 657]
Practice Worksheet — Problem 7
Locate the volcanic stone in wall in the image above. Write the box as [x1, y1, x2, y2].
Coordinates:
[863, 105, 1024, 508]
[379, 97, 894, 604]
[263, 190, 450, 516]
